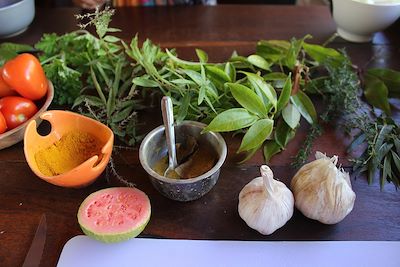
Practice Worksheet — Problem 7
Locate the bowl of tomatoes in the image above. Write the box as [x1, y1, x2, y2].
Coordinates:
[0, 53, 54, 150]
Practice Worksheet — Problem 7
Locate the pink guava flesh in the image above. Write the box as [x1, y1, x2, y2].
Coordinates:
[78, 187, 151, 241]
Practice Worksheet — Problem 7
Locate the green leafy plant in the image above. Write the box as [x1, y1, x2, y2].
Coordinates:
[35, 8, 140, 145]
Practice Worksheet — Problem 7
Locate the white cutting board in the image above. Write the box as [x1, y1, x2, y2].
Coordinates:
[57, 235, 400, 267]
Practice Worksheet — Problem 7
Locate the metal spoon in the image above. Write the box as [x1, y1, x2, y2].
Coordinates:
[161, 96, 178, 177]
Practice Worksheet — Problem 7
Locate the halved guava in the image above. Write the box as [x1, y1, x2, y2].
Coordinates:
[77, 187, 151, 243]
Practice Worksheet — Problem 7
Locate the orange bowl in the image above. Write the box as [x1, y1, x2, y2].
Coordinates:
[24, 110, 114, 188]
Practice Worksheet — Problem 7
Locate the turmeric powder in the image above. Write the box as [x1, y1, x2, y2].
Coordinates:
[35, 131, 103, 176]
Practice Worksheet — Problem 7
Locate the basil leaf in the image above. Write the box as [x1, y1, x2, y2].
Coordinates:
[204, 108, 259, 132]
[364, 73, 391, 115]
[276, 73, 292, 113]
[263, 140, 282, 162]
[290, 91, 317, 124]
[247, 54, 271, 71]
[226, 83, 268, 118]
[196, 48, 208, 63]
[238, 118, 273, 152]
[282, 103, 301, 129]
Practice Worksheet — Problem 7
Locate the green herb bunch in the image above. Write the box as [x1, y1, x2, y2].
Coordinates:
[306, 50, 400, 190]
[124, 36, 334, 162]
[36, 8, 139, 145]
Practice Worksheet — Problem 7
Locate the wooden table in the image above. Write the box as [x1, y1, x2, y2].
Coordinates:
[1, 5, 399, 267]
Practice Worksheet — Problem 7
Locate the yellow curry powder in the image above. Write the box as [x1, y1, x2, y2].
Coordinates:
[34, 131, 103, 176]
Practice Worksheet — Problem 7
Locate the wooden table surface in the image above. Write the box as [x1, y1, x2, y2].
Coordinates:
[1, 5, 400, 267]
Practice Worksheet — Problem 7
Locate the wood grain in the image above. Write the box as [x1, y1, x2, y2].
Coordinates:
[1, 5, 399, 267]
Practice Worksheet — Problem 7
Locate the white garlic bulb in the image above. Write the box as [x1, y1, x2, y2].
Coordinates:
[291, 152, 356, 224]
[238, 165, 294, 235]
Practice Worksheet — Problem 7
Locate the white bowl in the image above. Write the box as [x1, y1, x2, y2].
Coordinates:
[332, 0, 400, 42]
[0, 80, 54, 150]
[0, 0, 35, 39]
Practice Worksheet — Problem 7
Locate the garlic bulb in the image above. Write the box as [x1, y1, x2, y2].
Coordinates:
[238, 165, 294, 235]
[291, 152, 356, 224]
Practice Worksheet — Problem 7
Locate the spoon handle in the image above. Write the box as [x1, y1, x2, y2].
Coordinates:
[161, 96, 177, 169]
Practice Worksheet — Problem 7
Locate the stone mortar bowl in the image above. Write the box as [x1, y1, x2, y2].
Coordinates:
[139, 121, 227, 202]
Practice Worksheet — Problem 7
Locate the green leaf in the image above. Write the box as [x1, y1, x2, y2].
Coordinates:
[241, 72, 277, 109]
[176, 93, 190, 123]
[247, 54, 271, 71]
[73, 95, 104, 109]
[198, 86, 206, 105]
[182, 69, 203, 85]
[264, 72, 288, 81]
[166, 49, 201, 67]
[382, 153, 392, 188]
[391, 151, 400, 174]
[282, 103, 301, 129]
[256, 40, 289, 62]
[284, 37, 307, 69]
[0, 43, 34, 65]
[195, 49, 208, 63]
[238, 118, 273, 152]
[112, 104, 134, 123]
[204, 108, 259, 132]
[132, 77, 159, 87]
[364, 73, 391, 115]
[375, 125, 394, 152]
[394, 138, 400, 155]
[290, 90, 317, 124]
[347, 132, 366, 153]
[367, 68, 400, 95]
[263, 140, 282, 162]
[224, 62, 236, 82]
[238, 145, 262, 164]
[376, 143, 393, 163]
[275, 120, 296, 148]
[226, 83, 267, 118]
[206, 65, 231, 85]
[276, 73, 292, 113]
[303, 42, 345, 67]
[107, 27, 122, 33]
[103, 35, 120, 43]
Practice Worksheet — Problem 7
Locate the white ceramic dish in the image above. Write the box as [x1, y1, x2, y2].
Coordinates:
[0, 0, 35, 39]
[332, 0, 400, 42]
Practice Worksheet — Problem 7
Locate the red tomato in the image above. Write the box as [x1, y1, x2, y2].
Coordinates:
[0, 96, 38, 130]
[0, 67, 16, 98]
[2, 53, 48, 100]
[0, 111, 6, 134]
